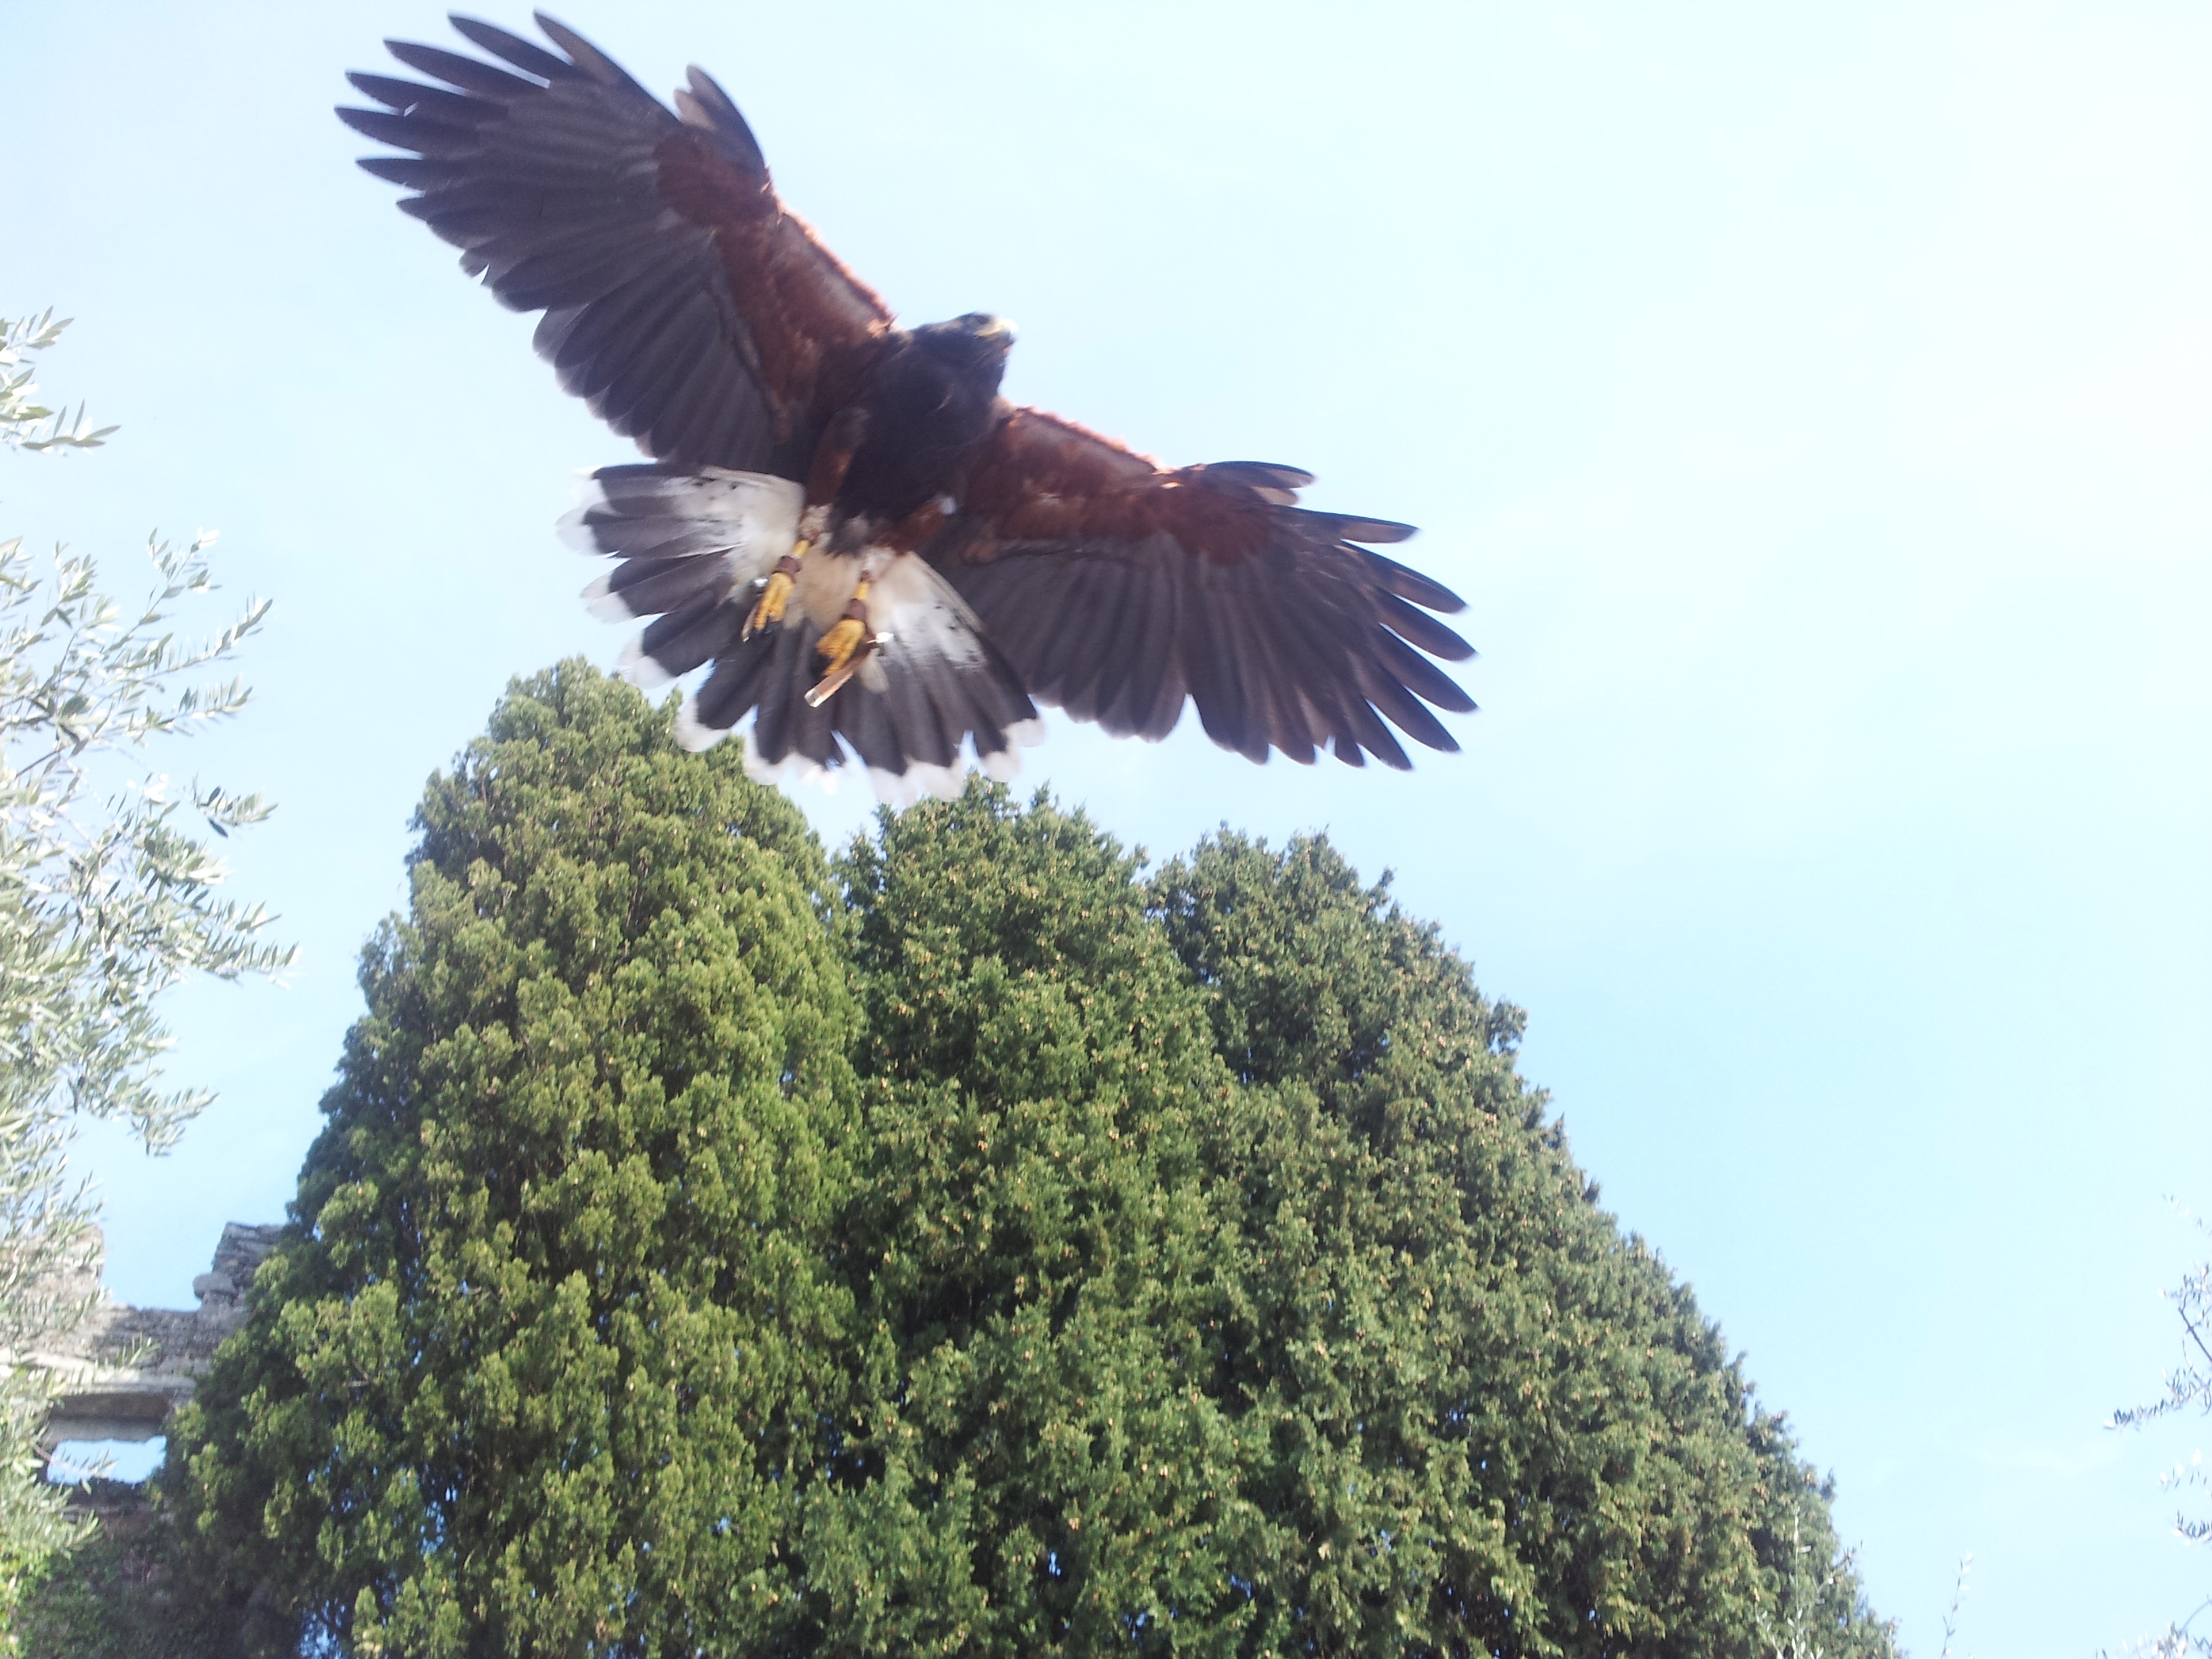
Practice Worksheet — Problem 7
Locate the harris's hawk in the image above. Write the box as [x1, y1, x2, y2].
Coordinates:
[341, 14, 1475, 801]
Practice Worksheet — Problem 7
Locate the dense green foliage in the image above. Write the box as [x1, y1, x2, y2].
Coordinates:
[1149, 836, 1878, 1656]
[100, 662, 1891, 1658]
[160, 665, 861, 1655]
[15, 1504, 220, 1659]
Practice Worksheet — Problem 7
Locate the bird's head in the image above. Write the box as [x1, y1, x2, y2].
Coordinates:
[916, 312, 1018, 388]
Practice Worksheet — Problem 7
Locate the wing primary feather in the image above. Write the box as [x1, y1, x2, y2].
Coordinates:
[386, 38, 544, 96]
[1273, 592, 1382, 762]
[345, 73, 483, 121]
[337, 105, 480, 154]
[532, 14, 653, 95]
[1361, 549, 1465, 613]
[1208, 461, 1315, 492]
[448, 15, 581, 81]
[1375, 590, 1475, 662]
[1311, 513, 1418, 546]
[1351, 659, 1460, 753]
[1375, 630, 1476, 714]
[358, 155, 464, 188]
[1339, 693, 1410, 769]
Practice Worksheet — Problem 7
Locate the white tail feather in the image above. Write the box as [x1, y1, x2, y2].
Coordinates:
[618, 634, 673, 691]
[673, 694, 732, 753]
[579, 573, 632, 621]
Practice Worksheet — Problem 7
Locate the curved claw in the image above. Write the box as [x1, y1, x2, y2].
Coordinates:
[805, 582, 876, 707]
[815, 615, 867, 670]
[744, 546, 808, 638]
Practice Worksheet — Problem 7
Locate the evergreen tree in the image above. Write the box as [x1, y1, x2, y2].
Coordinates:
[805, 787, 1264, 1655]
[1149, 833, 1891, 1658]
[149, 666, 1893, 1658]
[163, 662, 861, 1656]
[801, 799, 1893, 1658]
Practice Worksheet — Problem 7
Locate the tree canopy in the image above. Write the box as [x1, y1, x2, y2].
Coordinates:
[137, 661, 1891, 1658]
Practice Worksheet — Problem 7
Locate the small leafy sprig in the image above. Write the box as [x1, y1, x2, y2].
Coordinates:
[0, 306, 289, 1599]
[2102, 1209, 2212, 1658]
[0, 315, 115, 455]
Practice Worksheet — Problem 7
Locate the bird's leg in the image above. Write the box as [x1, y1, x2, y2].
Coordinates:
[804, 577, 877, 707]
[744, 524, 817, 637]
[803, 501, 941, 706]
[746, 407, 869, 638]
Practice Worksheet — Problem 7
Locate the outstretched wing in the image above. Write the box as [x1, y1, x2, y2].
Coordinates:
[339, 12, 893, 477]
[926, 407, 1475, 768]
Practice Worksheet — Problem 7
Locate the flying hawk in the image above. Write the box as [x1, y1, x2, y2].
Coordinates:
[340, 14, 1475, 801]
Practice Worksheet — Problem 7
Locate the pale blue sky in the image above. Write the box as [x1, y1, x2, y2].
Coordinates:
[12, 2, 2211, 1652]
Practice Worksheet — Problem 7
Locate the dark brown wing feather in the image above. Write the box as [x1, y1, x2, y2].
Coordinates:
[339, 12, 893, 476]
[926, 406, 1475, 768]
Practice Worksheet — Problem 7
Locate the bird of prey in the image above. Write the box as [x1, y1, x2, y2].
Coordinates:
[340, 14, 1475, 801]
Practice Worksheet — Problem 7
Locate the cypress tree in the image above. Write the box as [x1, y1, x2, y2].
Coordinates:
[164, 662, 861, 1656]
[804, 788, 1263, 1655]
[151, 673, 1893, 1658]
[1149, 832, 1893, 1658]
[800, 798, 1893, 1659]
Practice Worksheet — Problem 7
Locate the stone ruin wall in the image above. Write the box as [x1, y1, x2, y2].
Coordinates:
[32, 1222, 281, 1456]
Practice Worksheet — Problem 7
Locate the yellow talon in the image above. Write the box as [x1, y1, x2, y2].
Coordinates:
[805, 579, 875, 707]
[815, 616, 867, 672]
[746, 571, 793, 634]
[744, 541, 810, 638]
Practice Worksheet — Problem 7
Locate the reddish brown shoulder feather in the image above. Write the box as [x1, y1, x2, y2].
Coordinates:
[956, 405, 1277, 565]
[654, 129, 893, 424]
